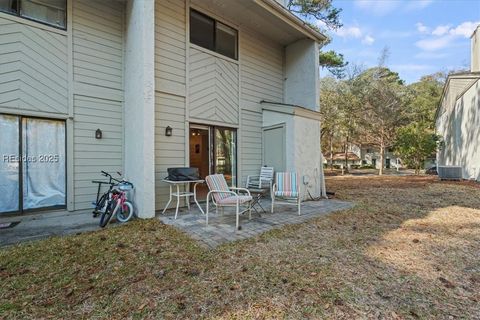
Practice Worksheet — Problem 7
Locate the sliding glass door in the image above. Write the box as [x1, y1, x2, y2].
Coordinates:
[0, 115, 20, 213]
[0, 115, 66, 214]
[22, 118, 66, 210]
[189, 125, 237, 188]
[213, 127, 237, 186]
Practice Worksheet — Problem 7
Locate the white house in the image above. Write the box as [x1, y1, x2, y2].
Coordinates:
[0, 0, 326, 218]
[436, 25, 480, 181]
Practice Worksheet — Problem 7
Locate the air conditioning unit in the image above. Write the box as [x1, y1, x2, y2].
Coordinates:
[438, 166, 463, 180]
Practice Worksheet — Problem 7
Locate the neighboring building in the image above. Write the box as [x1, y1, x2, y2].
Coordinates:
[359, 145, 402, 169]
[324, 143, 401, 169]
[436, 25, 480, 181]
[0, 0, 326, 217]
[324, 152, 361, 167]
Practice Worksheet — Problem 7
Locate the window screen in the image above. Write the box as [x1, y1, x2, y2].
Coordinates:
[190, 10, 215, 51]
[216, 22, 237, 60]
[0, 0, 17, 14]
[190, 9, 238, 60]
[0, 0, 66, 29]
[21, 0, 66, 28]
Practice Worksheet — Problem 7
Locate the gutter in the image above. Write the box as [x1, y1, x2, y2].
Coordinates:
[254, 0, 327, 43]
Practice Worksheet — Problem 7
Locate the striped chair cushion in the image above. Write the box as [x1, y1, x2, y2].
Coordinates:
[275, 172, 299, 198]
[205, 174, 231, 203]
[217, 195, 252, 205]
[275, 190, 299, 198]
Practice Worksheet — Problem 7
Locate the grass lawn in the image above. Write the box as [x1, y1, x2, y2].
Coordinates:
[1, 176, 479, 319]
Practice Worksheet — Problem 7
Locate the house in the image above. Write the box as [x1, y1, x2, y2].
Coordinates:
[324, 143, 401, 169]
[324, 152, 361, 167]
[0, 0, 327, 218]
[359, 145, 402, 169]
[436, 24, 480, 181]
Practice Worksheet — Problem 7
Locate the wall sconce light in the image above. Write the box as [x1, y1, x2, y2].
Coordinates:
[95, 129, 102, 139]
[165, 126, 172, 137]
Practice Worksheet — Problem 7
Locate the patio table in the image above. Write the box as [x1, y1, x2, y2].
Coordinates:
[248, 188, 268, 216]
[161, 179, 205, 219]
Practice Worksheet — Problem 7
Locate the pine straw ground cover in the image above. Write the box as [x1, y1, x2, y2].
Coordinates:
[1, 176, 479, 319]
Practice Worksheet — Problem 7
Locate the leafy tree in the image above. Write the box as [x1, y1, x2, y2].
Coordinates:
[406, 73, 444, 126]
[319, 50, 348, 78]
[286, 0, 342, 30]
[395, 123, 440, 174]
[357, 66, 411, 175]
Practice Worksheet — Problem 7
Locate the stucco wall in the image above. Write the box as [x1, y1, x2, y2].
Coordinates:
[293, 116, 322, 199]
[284, 39, 320, 110]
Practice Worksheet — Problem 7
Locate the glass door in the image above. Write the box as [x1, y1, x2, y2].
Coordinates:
[213, 127, 237, 186]
[22, 118, 66, 210]
[0, 115, 66, 214]
[189, 124, 237, 196]
[0, 115, 20, 214]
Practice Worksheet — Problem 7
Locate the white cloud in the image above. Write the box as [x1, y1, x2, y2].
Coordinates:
[449, 21, 480, 37]
[416, 35, 454, 51]
[416, 22, 430, 34]
[415, 21, 480, 51]
[336, 26, 363, 38]
[432, 24, 451, 36]
[362, 35, 375, 45]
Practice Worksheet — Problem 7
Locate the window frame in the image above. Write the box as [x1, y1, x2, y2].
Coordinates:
[189, 9, 238, 61]
[0, 0, 67, 30]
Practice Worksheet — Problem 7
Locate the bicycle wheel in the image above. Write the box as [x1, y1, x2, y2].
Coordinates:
[99, 200, 116, 228]
[116, 201, 134, 223]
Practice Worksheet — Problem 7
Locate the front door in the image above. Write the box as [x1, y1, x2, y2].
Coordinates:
[0, 115, 66, 214]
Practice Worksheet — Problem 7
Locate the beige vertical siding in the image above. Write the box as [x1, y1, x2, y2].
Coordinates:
[154, 92, 186, 209]
[154, 0, 188, 210]
[0, 16, 68, 114]
[240, 30, 284, 112]
[189, 47, 239, 125]
[240, 109, 263, 184]
[239, 29, 284, 184]
[155, 0, 186, 97]
[72, 0, 125, 210]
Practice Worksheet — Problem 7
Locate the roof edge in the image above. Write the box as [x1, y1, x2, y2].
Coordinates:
[254, 0, 327, 43]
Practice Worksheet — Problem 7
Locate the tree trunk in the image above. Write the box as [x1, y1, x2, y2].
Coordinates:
[329, 133, 334, 171]
[344, 137, 349, 173]
[379, 144, 385, 176]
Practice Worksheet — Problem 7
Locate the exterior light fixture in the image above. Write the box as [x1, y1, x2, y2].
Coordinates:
[95, 129, 102, 139]
[165, 126, 173, 137]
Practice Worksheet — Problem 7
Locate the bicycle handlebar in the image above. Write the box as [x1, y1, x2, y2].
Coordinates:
[97, 171, 133, 187]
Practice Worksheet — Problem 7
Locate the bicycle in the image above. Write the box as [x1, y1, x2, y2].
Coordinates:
[92, 171, 135, 227]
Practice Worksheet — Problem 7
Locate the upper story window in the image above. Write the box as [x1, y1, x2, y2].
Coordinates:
[190, 9, 238, 60]
[0, 0, 66, 29]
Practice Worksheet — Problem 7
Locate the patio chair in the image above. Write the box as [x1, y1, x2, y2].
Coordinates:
[246, 166, 274, 191]
[246, 166, 274, 214]
[205, 174, 253, 230]
[271, 172, 301, 215]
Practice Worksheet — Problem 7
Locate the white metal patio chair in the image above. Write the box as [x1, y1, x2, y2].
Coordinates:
[271, 172, 301, 215]
[205, 174, 253, 230]
[246, 166, 274, 191]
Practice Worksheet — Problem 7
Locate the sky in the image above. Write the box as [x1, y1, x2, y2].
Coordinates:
[319, 0, 480, 83]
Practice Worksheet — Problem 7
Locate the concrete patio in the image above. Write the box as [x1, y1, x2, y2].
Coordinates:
[158, 199, 354, 248]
